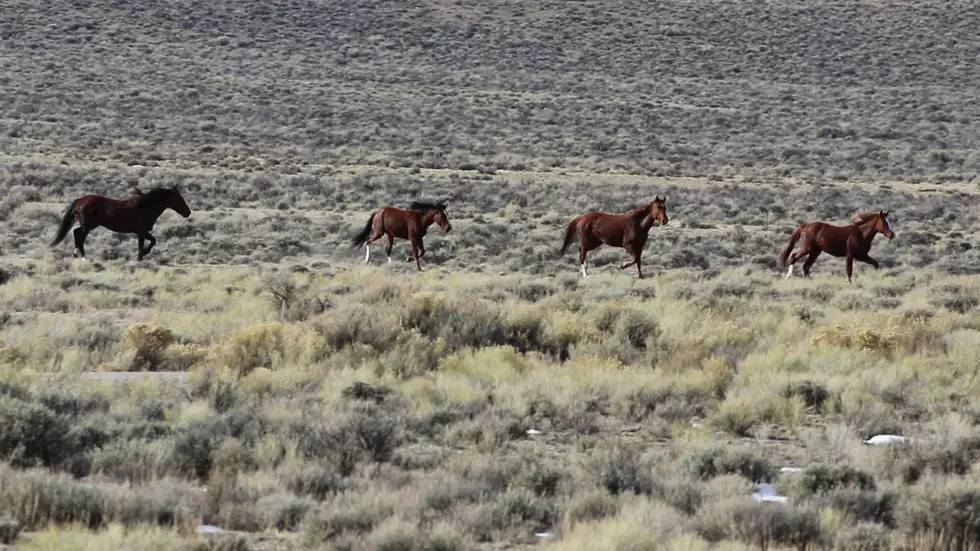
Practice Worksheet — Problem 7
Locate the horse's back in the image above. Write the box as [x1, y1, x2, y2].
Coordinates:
[379, 206, 417, 237]
[807, 221, 855, 257]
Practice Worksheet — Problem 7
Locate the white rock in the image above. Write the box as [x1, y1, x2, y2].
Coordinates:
[535, 532, 553, 539]
[863, 434, 912, 446]
[197, 525, 228, 535]
[526, 428, 543, 436]
[752, 483, 788, 503]
[752, 493, 789, 503]
[780, 467, 803, 473]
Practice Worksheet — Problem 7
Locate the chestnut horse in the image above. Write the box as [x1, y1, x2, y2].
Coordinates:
[350, 201, 452, 271]
[50, 185, 192, 260]
[778, 210, 894, 283]
[558, 197, 669, 279]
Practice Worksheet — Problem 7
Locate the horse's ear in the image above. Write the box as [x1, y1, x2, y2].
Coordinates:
[880, 210, 888, 217]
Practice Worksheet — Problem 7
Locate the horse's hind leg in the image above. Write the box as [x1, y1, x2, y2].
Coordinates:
[784, 249, 810, 279]
[72, 228, 88, 258]
[385, 235, 394, 263]
[802, 250, 821, 277]
[364, 229, 384, 263]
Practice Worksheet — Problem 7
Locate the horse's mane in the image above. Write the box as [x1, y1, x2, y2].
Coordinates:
[133, 187, 174, 209]
[627, 197, 663, 215]
[852, 211, 881, 225]
[409, 201, 447, 211]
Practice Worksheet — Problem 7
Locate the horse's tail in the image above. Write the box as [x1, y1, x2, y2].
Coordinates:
[778, 223, 805, 270]
[349, 211, 376, 248]
[558, 218, 578, 257]
[50, 199, 78, 247]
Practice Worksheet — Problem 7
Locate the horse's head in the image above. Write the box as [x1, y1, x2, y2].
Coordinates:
[854, 210, 894, 239]
[643, 196, 669, 227]
[875, 211, 894, 239]
[167, 185, 192, 218]
[434, 203, 452, 232]
[410, 201, 452, 232]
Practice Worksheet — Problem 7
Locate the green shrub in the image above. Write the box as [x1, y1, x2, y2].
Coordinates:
[0, 465, 104, 530]
[256, 492, 315, 531]
[695, 499, 823, 549]
[486, 488, 558, 533]
[301, 493, 394, 545]
[563, 489, 619, 525]
[591, 445, 657, 496]
[782, 380, 830, 410]
[790, 464, 877, 497]
[0, 396, 74, 468]
[284, 465, 349, 501]
[897, 481, 980, 548]
[685, 445, 774, 482]
[833, 522, 890, 551]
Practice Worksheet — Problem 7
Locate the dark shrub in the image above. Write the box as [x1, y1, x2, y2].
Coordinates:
[0, 396, 73, 468]
[686, 445, 774, 482]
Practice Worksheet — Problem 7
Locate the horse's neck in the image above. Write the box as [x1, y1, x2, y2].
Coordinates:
[856, 220, 878, 242]
[418, 211, 436, 230]
[137, 200, 169, 220]
[631, 208, 654, 230]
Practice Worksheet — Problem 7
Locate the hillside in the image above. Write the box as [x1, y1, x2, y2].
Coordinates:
[2, 1, 980, 550]
[2, 0, 980, 182]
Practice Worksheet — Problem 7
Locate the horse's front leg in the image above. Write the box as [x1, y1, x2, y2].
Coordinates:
[854, 251, 879, 269]
[138, 232, 157, 260]
[845, 251, 854, 283]
[408, 237, 424, 271]
[405, 247, 426, 262]
[619, 245, 641, 277]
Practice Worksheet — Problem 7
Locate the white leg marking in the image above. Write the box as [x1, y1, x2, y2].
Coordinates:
[581, 262, 588, 278]
[73, 248, 80, 257]
[364, 244, 370, 263]
[785, 264, 793, 279]
[387, 256, 391, 263]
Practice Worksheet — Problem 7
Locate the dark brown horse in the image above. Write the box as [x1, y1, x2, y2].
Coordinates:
[778, 210, 894, 283]
[50, 185, 192, 260]
[558, 197, 669, 279]
[350, 201, 452, 271]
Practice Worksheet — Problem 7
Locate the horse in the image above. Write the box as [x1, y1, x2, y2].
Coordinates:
[350, 201, 452, 272]
[778, 210, 894, 283]
[50, 185, 192, 261]
[558, 196, 669, 279]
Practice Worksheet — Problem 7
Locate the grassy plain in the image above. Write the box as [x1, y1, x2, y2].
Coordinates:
[3, 0, 980, 549]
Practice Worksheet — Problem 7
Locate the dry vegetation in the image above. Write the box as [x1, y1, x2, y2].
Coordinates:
[2, 0, 980, 549]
